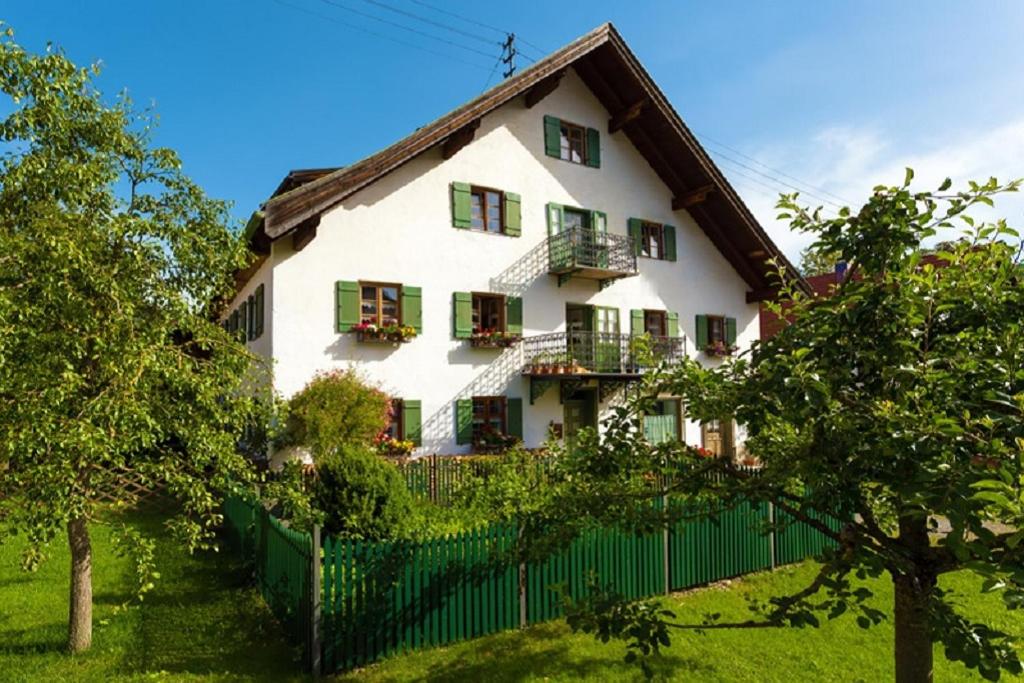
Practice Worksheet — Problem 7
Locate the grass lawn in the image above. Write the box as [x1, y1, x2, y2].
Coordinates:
[332, 562, 1023, 683]
[0, 506, 309, 682]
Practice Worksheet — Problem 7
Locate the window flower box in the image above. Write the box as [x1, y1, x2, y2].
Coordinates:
[470, 329, 521, 348]
[376, 435, 415, 457]
[704, 340, 737, 358]
[351, 322, 417, 344]
[472, 428, 519, 454]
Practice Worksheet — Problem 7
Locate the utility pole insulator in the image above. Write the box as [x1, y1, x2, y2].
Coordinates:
[501, 33, 516, 79]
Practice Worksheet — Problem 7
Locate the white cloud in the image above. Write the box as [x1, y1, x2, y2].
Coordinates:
[720, 118, 1024, 265]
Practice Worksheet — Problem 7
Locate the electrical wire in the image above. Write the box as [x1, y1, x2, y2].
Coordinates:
[707, 148, 847, 210]
[272, 0, 494, 72]
[696, 131, 852, 206]
[316, 0, 498, 60]
[356, 0, 502, 47]
[402, 0, 543, 63]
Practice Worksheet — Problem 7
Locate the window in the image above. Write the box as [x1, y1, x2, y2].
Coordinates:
[644, 310, 667, 337]
[472, 293, 505, 333]
[469, 186, 504, 233]
[560, 120, 587, 164]
[707, 315, 726, 345]
[472, 396, 507, 440]
[360, 283, 401, 326]
[640, 222, 664, 260]
[562, 207, 590, 231]
[384, 399, 404, 440]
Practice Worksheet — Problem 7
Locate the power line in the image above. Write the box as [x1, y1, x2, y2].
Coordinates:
[403, 0, 542, 63]
[356, 0, 501, 47]
[406, 0, 507, 36]
[707, 148, 847, 210]
[717, 162, 840, 218]
[316, 0, 498, 60]
[695, 131, 853, 206]
[272, 0, 494, 72]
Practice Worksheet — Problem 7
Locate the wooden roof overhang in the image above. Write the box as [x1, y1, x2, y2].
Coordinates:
[258, 23, 809, 300]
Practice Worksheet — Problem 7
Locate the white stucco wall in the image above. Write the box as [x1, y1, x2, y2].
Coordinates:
[264, 67, 759, 454]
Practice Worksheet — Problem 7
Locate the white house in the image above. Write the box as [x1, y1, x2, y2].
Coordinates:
[223, 23, 807, 460]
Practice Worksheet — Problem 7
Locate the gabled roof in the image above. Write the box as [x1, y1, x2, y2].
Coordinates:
[258, 22, 808, 298]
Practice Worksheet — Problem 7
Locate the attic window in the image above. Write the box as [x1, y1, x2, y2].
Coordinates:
[560, 121, 586, 164]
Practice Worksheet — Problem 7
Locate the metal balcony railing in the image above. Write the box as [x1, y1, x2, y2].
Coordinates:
[521, 331, 685, 376]
[547, 228, 639, 281]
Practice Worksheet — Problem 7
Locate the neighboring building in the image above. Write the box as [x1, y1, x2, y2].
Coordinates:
[223, 23, 808, 459]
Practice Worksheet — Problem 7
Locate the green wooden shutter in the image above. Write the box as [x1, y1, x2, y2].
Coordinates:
[401, 286, 422, 334]
[506, 296, 523, 334]
[663, 224, 677, 261]
[585, 127, 601, 168]
[546, 202, 563, 236]
[336, 280, 359, 332]
[591, 210, 607, 233]
[453, 291, 473, 339]
[403, 400, 422, 446]
[504, 192, 521, 236]
[543, 115, 561, 158]
[452, 182, 472, 229]
[247, 295, 256, 341]
[668, 311, 680, 338]
[507, 397, 523, 440]
[725, 317, 738, 346]
[695, 314, 709, 348]
[240, 301, 249, 341]
[228, 310, 237, 334]
[456, 398, 473, 445]
[630, 309, 644, 335]
[255, 284, 265, 338]
[628, 218, 643, 256]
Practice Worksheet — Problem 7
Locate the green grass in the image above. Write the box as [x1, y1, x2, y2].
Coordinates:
[331, 563, 1023, 683]
[0, 507, 308, 682]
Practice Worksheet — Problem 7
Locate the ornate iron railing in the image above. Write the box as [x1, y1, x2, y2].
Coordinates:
[521, 331, 685, 375]
[547, 228, 638, 275]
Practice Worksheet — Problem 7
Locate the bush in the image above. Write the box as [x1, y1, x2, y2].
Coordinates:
[280, 369, 390, 460]
[313, 444, 415, 540]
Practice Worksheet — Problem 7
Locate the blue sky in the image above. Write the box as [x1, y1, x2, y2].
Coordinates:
[6, 1, 1024, 259]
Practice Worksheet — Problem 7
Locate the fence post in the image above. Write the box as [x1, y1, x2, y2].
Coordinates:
[310, 524, 322, 677]
[768, 501, 776, 570]
[518, 523, 527, 628]
[662, 493, 670, 595]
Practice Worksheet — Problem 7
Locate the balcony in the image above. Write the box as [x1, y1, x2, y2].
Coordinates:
[521, 331, 685, 403]
[547, 228, 639, 289]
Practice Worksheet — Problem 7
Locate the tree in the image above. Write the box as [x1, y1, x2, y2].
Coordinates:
[529, 173, 1024, 682]
[798, 243, 841, 276]
[0, 27, 259, 652]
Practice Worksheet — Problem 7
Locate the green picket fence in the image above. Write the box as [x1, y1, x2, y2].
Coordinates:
[321, 524, 520, 672]
[223, 495, 314, 667]
[223, 493, 840, 676]
[526, 522, 666, 624]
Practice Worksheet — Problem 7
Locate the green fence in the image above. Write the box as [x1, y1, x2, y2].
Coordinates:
[223, 495, 314, 667]
[224, 493, 840, 676]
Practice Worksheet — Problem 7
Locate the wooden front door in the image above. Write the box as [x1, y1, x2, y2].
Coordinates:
[701, 419, 733, 457]
[564, 388, 597, 444]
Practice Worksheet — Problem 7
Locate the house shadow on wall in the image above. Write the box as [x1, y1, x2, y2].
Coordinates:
[418, 343, 525, 454]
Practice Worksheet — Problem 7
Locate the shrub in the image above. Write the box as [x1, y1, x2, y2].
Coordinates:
[313, 444, 415, 540]
[280, 369, 390, 460]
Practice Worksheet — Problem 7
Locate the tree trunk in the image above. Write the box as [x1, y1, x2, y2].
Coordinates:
[893, 514, 935, 683]
[67, 516, 93, 653]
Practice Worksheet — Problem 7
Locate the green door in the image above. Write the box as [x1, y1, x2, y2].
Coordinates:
[594, 306, 621, 372]
[566, 303, 593, 370]
[564, 388, 597, 445]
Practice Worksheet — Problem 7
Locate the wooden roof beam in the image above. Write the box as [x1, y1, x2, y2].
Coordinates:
[746, 287, 785, 304]
[608, 97, 648, 134]
[442, 119, 481, 160]
[672, 184, 715, 211]
[292, 215, 320, 252]
[524, 70, 565, 108]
